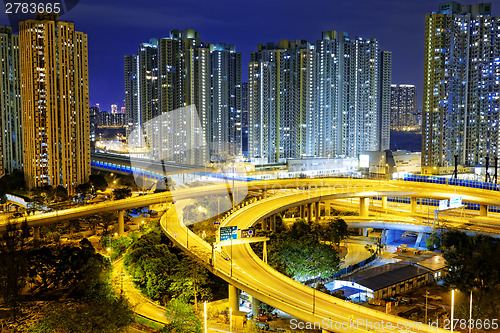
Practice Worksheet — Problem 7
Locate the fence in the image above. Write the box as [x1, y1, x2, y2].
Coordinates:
[403, 174, 500, 191]
[303, 250, 379, 286]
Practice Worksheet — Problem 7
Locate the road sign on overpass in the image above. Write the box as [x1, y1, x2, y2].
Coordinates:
[220, 226, 238, 241]
[214, 236, 269, 248]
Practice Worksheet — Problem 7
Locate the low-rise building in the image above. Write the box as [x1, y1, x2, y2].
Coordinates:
[414, 255, 447, 282]
[328, 262, 432, 302]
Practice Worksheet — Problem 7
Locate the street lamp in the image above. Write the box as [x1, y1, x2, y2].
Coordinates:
[425, 290, 429, 325]
[230, 232, 233, 277]
[451, 289, 456, 333]
[229, 308, 233, 333]
[469, 290, 473, 333]
[232, 161, 235, 210]
[204, 301, 208, 333]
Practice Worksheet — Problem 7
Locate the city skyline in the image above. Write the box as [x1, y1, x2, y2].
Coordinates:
[4, 0, 497, 111]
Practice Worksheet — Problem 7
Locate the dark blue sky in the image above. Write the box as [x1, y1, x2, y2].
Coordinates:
[1, 0, 497, 112]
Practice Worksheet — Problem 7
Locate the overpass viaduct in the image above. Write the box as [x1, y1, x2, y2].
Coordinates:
[2, 179, 500, 332]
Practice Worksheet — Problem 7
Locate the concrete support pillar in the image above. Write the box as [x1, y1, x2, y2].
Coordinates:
[118, 210, 125, 236]
[228, 285, 239, 311]
[415, 232, 424, 248]
[307, 203, 313, 223]
[381, 229, 387, 244]
[271, 215, 276, 232]
[382, 197, 388, 210]
[480, 204, 488, 217]
[315, 202, 320, 221]
[300, 205, 305, 219]
[261, 218, 268, 231]
[33, 226, 40, 240]
[359, 197, 369, 217]
[326, 202, 331, 216]
[363, 228, 369, 237]
[252, 297, 261, 317]
[410, 197, 417, 214]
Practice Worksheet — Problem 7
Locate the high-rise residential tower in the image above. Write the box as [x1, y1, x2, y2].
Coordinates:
[210, 43, 242, 157]
[241, 82, 249, 156]
[89, 106, 99, 144]
[390, 84, 417, 130]
[156, 30, 210, 164]
[248, 32, 391, 163]
[124, 38, 158, 142]
[422, 2, 500, 172]
[19, 13, 90, 193]
[0, 26, 22, 176]
[126, 30, 242, 164]
[378, 51, 392, 151]
[248, 40, 313, 163]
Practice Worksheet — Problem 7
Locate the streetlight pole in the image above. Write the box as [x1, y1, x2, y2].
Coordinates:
[469, 290, 473, 333]
[204, 301, 208, 333]
[230, 233, 233, 277]
[313, 287, 316, 314]
[451, 289, 455, 333]
[232, 161, 235, 210]
[229, 308, 233, 333]
[425, 290, 429, 325]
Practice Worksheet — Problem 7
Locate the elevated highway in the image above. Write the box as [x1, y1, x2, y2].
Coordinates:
[3, 178, 500, 332]
[3, 178, 500, 234]
[161, 187, 453, 333]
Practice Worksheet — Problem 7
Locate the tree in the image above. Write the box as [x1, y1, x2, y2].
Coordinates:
[54, 185, 69, 202]
[425, 232, 441, 250]
[270, 238, 340, 282]
[439, 230, 500, 318]
[163, 298, 202, 333]
[75, 182, 92, 197]
[169, 255, 211, 309]
[113, 187, 132, 200]
[97, 211, 117, 236]
[0, 221, 30, 322]
[25, 238, 133, 333]
[0, 169, 25, 194]
[325, 218, 349, 246]
[124, 227, 180, 303]
[89, 174, 108, 191]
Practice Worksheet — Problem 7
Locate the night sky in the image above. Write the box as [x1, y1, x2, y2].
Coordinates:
[0, 0, 498, 112]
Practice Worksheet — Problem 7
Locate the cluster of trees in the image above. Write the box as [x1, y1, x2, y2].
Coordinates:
[430, 230, 500, 319]
[0, 169, 26, 196]
[74, 174, 108, 197]
[31, 174, 108, 206]
[163, 298, 202, 333]
[252, 218, 348, 282]
[123, 225, 225, 308]
[112, 187, 132, 200]
[0, 224, 133, 332]
[31, 185, 69, 205]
